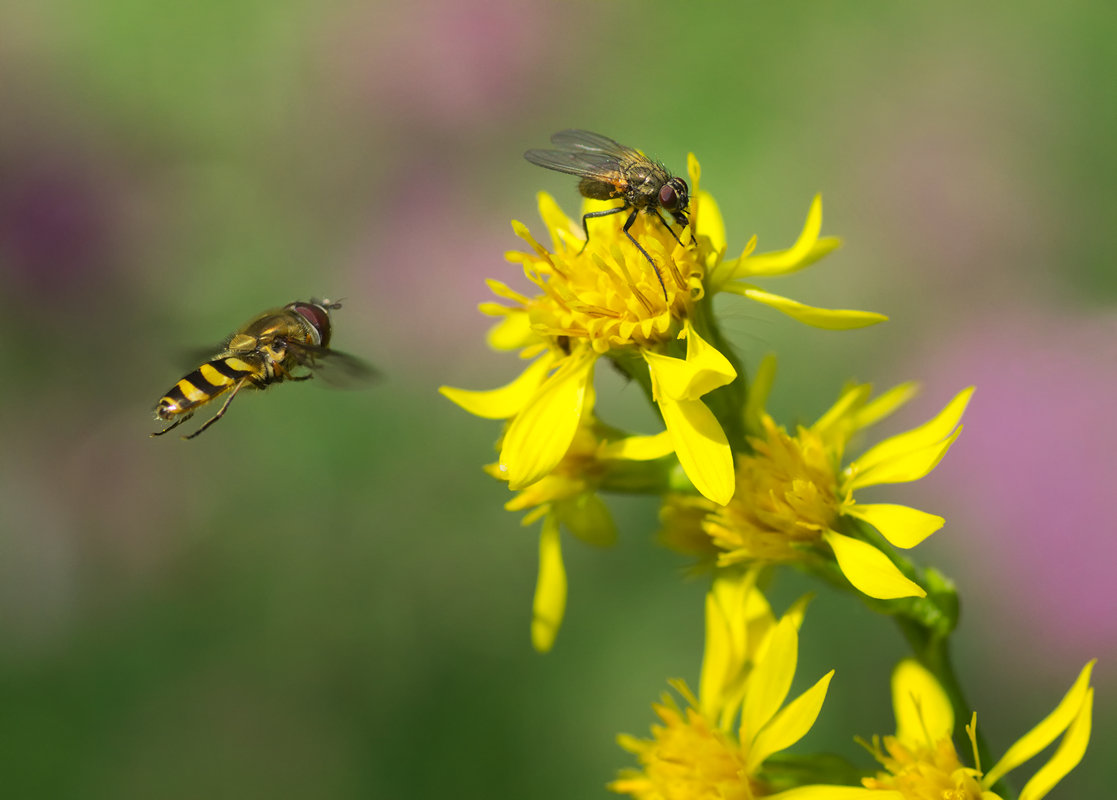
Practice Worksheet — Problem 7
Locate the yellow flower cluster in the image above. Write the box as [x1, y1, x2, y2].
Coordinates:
[441, 142, 1096, 799]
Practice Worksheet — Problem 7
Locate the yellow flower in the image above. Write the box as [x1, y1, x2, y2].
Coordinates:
[861, 659, 1095, 800]
[485, 414, 622, 653]
[441, 156, 885, 507]
[610, 569, 847, 800]
[662, 357, 973, 600]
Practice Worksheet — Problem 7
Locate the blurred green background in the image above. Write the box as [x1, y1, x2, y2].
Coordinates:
[1, 1, 1113, 797]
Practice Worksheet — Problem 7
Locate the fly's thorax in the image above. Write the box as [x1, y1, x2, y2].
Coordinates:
[621, 161, 672, 209]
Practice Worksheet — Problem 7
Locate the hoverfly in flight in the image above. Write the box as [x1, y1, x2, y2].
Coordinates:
[152, 299, 375, 440]
[524, 129, 690, 298]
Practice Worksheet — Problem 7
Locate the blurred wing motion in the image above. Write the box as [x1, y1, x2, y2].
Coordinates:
[286, 343, 379, 389]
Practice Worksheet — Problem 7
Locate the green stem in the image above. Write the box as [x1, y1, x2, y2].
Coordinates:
[690, 295, 750, 454]
[608, 349, 659, 413]
[812, 529, 1016, 800]
[892, 615, 1013, 799]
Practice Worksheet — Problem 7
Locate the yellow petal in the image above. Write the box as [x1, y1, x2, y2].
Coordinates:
[486, 311, 534, 351]
[439, 353, 555, 419]
[687, 152, 701, 192]
[500, 349, 596, 489]
[696, 189, 726, 254]
[891, 659, 954, 745]
[700, 569, 759, 725]
[1017, 687, 1093, 800]
[536, 191, 578, 250]
[767, 787, 900, 800]
[812, 382, 872, 441]
[598, 431, 675, 461]
[822, 530, 926, 599]
[846, 427, 962, 490]
[748, 670, 835, 772]
[699, 576, 736, 720]
[734, 286, 888, 329]
[842, 503, 944, 549]
[531, 516, 566, 653]
[741, 616, 798, 755]
[744, 354, 778, 436]
[850, 382, 919, 432]
[984, 660, 1096, 789]
[643, 326, 736, 402]
[555, 493, 617, 547]
[483, 277, 530, 305]
[658, 396, 735, 505]
[736, 195, 824, 277]
[852, 387, 974, 475]
[742, 235, 842, 278]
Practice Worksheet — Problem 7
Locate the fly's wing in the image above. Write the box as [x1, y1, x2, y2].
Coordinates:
[286, 343, 379, 389]
[525, 129, 648, 184]
[549, 129, 641, 158]
[523, 145, 622, 181]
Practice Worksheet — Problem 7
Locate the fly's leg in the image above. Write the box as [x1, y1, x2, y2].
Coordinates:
[578, 205, 628, 254]
[182, 377, 250, 440]
[621, 210, 668, 300]
[655, 209, 688, 249]
[152, 413, 193, 437]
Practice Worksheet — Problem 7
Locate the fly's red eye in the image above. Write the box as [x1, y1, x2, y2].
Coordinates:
[659, 184, 679, 210]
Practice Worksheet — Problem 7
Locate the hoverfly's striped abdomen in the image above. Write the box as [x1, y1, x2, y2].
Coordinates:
[154, 356, 261, 421]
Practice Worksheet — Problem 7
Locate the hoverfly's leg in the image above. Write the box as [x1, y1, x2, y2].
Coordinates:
[182, 377, 249, 440]
[289, 374, 313, 382]
[151, 413, 193, 437]
[578, 205, 628, 254]
[622, 210, 668, 301]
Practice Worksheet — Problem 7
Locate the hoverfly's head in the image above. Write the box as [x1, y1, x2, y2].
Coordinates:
[658, 176, 690, 227]
[290, 299, 340, 347]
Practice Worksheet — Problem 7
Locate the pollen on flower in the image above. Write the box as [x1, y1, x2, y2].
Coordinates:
[506, 193, 705, 355]
[694, 417, 840, 565]
[862, 734, 984, 799]
[609, 697, 754, 800]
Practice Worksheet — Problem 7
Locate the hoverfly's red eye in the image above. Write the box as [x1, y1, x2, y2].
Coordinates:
[659, 184, 679, 210]
[292, 302, 332, 345]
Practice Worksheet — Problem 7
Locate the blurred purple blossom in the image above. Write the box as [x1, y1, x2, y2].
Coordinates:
[320, 0, 559, 133]
[919, 309, 1117, 663]
[0, 157, 119, 297]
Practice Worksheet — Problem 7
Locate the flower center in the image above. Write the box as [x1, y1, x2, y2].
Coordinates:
[611, 702, 754, 800]
[863, 736, 984, 800]
[704, 418, 840, 563]
[516, 201, 705, 355]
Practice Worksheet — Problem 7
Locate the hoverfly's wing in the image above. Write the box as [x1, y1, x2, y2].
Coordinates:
[287, 343, 379, 389]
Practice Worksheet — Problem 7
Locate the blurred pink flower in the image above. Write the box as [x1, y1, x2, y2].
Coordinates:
[917, 309, 1117, 663]
[320, 0, 560, 131]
